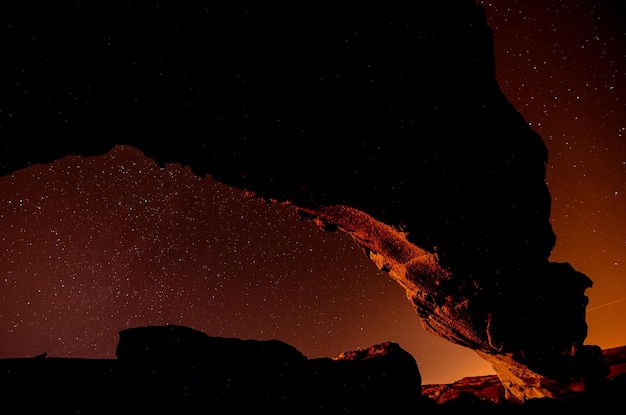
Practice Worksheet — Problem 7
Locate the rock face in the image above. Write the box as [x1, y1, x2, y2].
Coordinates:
[0, 0, 609, 400]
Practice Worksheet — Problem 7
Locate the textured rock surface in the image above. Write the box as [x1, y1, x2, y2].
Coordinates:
[424, 345, 626, 404]
[423, 374, 507, 404]
[0, 0, 609, 399]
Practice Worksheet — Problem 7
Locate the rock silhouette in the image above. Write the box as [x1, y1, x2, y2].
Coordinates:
[0, 0, 611, 400]
[0, 325, 624, 413]
[0, 325, 423, 413]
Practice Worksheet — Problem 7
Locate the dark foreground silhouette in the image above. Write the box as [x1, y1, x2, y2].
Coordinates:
[0, 325, 624, 414]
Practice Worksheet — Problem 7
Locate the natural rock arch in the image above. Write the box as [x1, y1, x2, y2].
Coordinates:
[0, 0, 609, 401]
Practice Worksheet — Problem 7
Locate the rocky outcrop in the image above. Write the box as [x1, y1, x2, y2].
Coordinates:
[0, 328, 624, 413]
[0, 325, 423, 413]
[0, 1, 609, 399]
[313, 340, 422, 408]
[424, 345, 626, 407]
[604, 346, 626, 380]
[423, 374, 507, 404]
[116, 324, 307, 368]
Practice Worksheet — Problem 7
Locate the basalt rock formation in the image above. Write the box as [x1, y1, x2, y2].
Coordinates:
[0, 0, 609, 401]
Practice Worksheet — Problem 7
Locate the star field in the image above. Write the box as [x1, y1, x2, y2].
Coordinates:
[0, 145, 492, 384]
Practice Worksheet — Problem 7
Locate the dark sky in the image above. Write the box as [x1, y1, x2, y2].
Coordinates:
[0, 1, 624, 385]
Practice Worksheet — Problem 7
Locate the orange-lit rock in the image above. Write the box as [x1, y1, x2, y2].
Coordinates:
[423, 345, 626, 405]
[422, 375, 506, 404]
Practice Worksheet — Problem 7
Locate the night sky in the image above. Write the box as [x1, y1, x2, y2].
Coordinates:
[1, 1, 624, 385]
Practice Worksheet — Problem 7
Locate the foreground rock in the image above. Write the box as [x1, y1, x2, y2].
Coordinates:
[0, 1, 609, 398]
[0, 325, 422, 413]
[423, 345, 626, 404]
[0, 326, 624, 414]
[114, 324, 421, 411]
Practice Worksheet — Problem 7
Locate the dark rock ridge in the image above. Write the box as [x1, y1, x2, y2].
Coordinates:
[0, 325, 422, 413]
[115, 324, 307, 367]
[0, 325, 624, 414]
[0, 0, 609, 399]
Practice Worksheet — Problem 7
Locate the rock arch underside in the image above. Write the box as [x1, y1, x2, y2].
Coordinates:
[1, 0, 610, 402]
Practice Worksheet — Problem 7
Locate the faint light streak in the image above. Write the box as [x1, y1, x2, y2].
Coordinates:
[587, 297, 626, 312]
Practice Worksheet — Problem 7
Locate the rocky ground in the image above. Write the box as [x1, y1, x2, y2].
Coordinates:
[0, 325, 624, 414]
